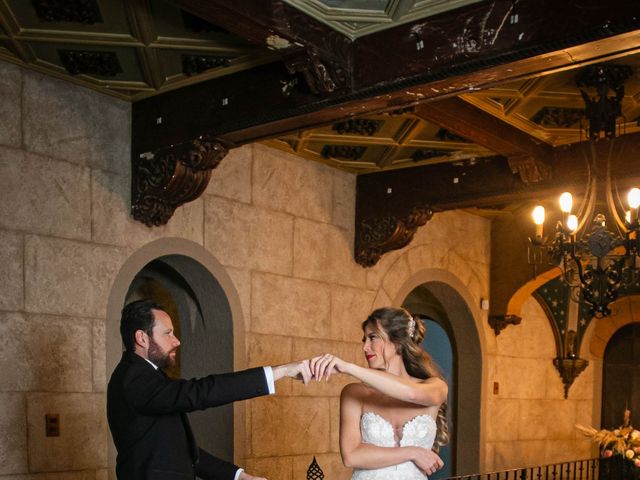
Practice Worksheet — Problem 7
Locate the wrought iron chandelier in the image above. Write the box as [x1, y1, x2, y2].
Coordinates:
[528, 64, 640, 318]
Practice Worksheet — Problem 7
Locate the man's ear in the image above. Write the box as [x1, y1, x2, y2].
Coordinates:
[134, 329, 149, 349]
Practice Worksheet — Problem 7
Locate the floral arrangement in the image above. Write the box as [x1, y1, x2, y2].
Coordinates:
[577, 410, 640, 467]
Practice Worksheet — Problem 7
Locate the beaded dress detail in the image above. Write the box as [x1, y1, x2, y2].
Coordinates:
[351, 411, 436, 480]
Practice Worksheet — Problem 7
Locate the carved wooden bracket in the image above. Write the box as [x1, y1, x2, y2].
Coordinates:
[553, 357, 589, 399]
[488, 314, 522, 336]
[355, 206, 434, 267]
[283, 50, 347, 94]
[131, 136, 228, 226]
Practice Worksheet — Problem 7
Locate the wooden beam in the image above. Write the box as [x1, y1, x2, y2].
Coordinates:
[414, 98, 553, 184]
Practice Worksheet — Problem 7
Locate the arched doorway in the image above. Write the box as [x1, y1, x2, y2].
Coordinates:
[106, 238, 247, 475]
[124, 255, 235, 460]
[403, 281, 482, 477]
[602, 323, 640, 428]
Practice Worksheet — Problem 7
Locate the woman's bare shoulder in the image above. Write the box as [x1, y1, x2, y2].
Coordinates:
[341, 381, 373, 399]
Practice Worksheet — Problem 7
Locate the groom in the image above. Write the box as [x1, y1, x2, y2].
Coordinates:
[107, 299, 312, 480]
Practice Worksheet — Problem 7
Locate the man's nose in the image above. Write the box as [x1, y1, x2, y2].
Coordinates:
[173, 336, 181, 347]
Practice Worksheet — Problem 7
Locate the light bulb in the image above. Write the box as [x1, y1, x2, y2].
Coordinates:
[567, 214, 578, 234]
[559, 192, 573, 213]
[626, 210, 631, 223]
[628, 188, 640, 209]
[532, 206, 545, 225]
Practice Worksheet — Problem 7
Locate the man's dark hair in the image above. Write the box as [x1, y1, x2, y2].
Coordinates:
[120, 299, 164, 351]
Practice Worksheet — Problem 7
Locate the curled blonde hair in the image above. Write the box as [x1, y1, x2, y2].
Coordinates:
[362, 307, 449, 451]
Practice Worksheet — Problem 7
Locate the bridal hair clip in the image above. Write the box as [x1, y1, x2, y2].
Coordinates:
[407, 316, 416, 339]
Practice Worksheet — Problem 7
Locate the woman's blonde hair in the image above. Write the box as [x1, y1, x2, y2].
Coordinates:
[362, 306, 449, 451]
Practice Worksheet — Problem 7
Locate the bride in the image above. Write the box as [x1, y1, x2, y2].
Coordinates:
[311, 307, 449, 479]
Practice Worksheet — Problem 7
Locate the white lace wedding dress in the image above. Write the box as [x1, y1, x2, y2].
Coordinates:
[351, 411, 437, 480]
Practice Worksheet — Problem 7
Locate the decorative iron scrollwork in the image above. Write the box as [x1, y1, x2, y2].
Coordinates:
[355, 206, 434, 267]
[131, 136, 228, 227]
[553, 357, 589, 399]
[488, 314, 522, 335]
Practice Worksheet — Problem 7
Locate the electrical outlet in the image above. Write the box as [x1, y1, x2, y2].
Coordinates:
[45, 414, 60, 437]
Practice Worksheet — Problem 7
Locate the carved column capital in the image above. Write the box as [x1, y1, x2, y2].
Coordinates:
[355, 206, 434, 267]
[488, 314, 522, 335]
[131, 136, 228, 227]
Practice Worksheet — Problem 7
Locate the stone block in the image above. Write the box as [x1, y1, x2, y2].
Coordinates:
[92, 170, 204, 248]
[496, 308, 555, 358]
[93, 318, 106, 392]
[365, 248, 403, 291]
[332, 170, 356, 231]
[205, 144, 252, 203]
[243, 456, 293, 480]
[330, 285, 376, 342]
[247, 333, 292, 369]
[494, 356, 547, 399]
[204, 197, 293, 274]
[27, 393, 107, 472]
[545, 400, 577, 439]
[0, 61, 21, 148]
[293, 453, 350, 480]
[493, 439, 545, 470]
[251, 273, 330, 338]
[371, 289, 392, 310]
[0, 312, 93, 392]
[381, 256, 411, 301]
[0, 229, 23, 310]
[23, 71, 130, 174]
[486, 399, 519, 441]
[252, 144, 333, 223]
[544, 439, 583, 464]
[406, 244, 449, 276]
[251, 396, 331, 456]
[517, 400, 547, 440]
[0, 393, 27, 475]
[25, 235, 127, 318]
[0, 148, 91, 240]
[294, 218, 365, 288]
[291, 338, 360, 397]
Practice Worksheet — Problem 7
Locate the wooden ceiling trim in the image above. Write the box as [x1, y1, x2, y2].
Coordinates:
[414, 97, 553, 184]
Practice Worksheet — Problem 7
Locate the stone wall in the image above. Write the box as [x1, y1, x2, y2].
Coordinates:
[0, 58, 599, 479]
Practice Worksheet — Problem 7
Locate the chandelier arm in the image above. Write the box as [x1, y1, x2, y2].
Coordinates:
[605, 140, 627, 234]
[575, 144, 596, 234]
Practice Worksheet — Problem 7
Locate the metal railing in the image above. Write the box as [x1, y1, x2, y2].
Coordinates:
[443, 459, 600, 480]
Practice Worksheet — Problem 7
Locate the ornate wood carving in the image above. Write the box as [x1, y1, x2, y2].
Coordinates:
[283, 51, 345, 94]
[355, 206, 434, 267]
[59, 50, 122, 77]
[507, 154, 552, 185]
[182, 55, 232, 76]
[332, 119, 381, 136]
[32, 0, 102, 24]
[321, 145, 366, 161]
[488, 314, 522, 336]
[553, 357, 589, 399]
[131, 136, 228, 227]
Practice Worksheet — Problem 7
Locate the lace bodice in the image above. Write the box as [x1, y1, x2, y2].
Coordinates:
[351, 411, 436, 480]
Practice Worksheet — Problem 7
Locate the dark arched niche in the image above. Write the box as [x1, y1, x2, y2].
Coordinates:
[106, 238, 246, 475]
[399, 278, 482, 476]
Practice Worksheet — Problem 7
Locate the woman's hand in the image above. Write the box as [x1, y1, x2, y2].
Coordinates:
[310, 353, 349, 381]
[410, 447, 444, 476]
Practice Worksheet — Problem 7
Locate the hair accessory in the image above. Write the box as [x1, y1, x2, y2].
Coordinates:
[407, 316, 416, 339]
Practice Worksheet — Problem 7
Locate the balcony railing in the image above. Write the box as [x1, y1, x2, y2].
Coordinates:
[441, 458, 638, 480]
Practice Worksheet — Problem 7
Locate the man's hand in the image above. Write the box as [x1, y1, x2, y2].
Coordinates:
[272, 359, 313, 384]
[238, 471, 267, 480]
[411, 447, 444, 476]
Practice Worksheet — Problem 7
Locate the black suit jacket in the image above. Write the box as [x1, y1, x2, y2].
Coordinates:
[107, 352, 269, 480]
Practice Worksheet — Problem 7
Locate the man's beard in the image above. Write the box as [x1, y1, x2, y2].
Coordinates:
[148, 337, 176, 369]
